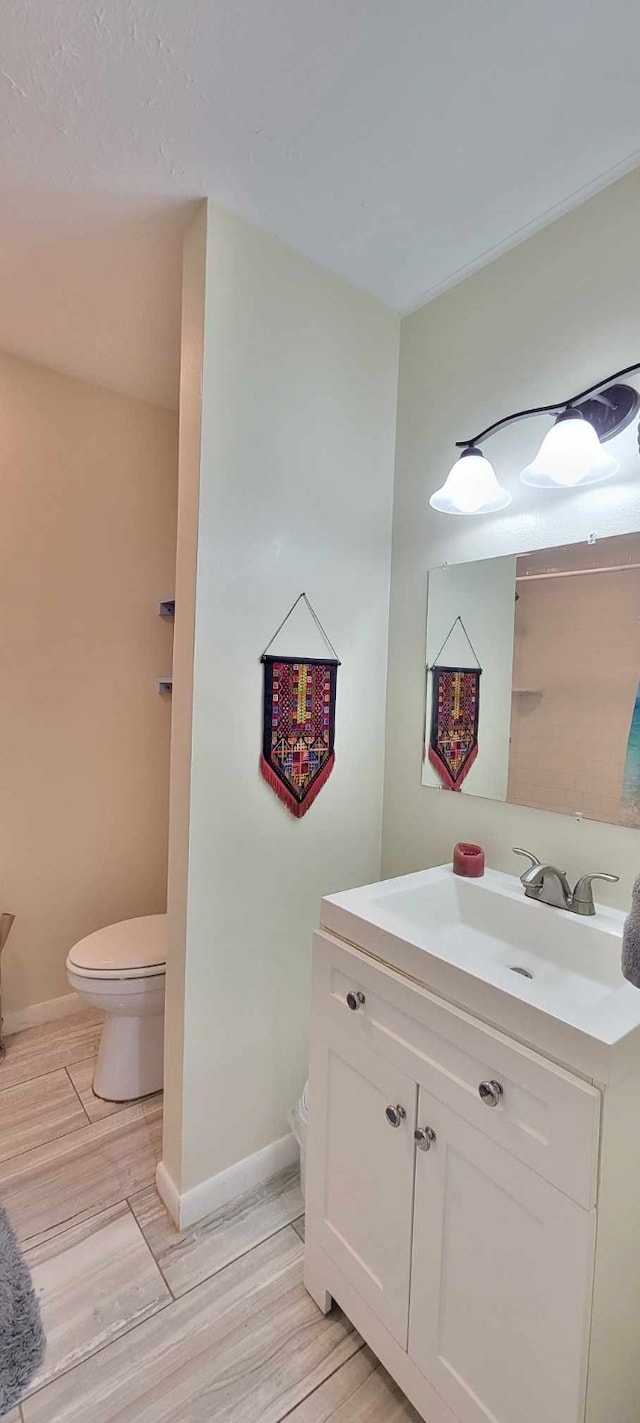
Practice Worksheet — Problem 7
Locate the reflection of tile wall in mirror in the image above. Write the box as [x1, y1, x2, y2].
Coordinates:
[425, 531, 640, 828]
[509, 534, 640, 827]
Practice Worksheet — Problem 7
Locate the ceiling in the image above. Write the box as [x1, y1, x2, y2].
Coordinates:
[3, 0, 640, 407]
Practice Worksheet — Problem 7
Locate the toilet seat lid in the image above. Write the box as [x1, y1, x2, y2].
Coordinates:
[67, 914, 167, 975]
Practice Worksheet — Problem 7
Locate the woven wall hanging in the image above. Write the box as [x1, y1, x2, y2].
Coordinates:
[428, 616, 482, 791]
[260, 593, 340, 818]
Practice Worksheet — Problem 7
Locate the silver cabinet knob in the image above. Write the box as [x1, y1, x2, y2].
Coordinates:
[385, 1104, 406, 1128]
[479, 1079, 504, 1107]
[346, 990, 365, 1011]
[414, 1126, 436, 1151]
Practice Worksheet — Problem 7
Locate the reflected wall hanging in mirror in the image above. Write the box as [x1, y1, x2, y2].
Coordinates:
[428, 617, 482, 791]
[431, 361, 640, 515]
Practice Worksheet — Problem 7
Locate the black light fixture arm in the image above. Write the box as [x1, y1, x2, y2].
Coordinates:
[455, 361, 640, 450]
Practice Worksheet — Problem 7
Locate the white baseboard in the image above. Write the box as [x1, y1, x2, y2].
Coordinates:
[155, 1159, 182, 1226]
[2, 991, 82, 1038]
[156, 1131, 299, 1230]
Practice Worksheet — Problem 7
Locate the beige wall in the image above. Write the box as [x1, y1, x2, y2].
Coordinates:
[508, 570, 640, 824]
[383, 167, 640, 907]
[165, 203, 399, 1197]
[163, 205, 206, 1184]
[0, 352, 178, 1017]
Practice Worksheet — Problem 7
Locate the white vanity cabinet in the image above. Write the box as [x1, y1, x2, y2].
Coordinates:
[304, 926, 637, 1423]
[309, 1017, 418, 1346]
[408, 1087, 594, 1423]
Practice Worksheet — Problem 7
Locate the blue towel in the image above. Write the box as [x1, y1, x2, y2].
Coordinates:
[622, 874, 640, 989]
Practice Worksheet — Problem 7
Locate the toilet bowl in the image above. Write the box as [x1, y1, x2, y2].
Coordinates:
[66, 914, 167, 1102]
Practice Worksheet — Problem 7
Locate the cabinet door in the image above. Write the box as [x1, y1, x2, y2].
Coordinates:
[409, 1087, 594, 1423]
[306, 1016, 417, 1346]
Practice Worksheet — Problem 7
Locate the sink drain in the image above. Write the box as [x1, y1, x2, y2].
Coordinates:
[509, 965, 534, 980]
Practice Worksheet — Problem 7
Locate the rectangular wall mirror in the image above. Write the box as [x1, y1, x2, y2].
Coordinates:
[424, 531, 640, 828]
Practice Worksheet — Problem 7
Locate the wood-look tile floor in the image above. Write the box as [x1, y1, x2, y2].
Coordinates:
[0, 1011, 419, 1422]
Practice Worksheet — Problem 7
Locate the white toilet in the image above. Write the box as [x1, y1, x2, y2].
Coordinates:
[66, 914, 167, 1102]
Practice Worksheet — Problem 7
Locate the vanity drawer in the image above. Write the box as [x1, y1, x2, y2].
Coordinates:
[313, 931, 601, 1208]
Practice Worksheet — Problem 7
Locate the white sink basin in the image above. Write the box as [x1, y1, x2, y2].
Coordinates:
[376, 872, 621, 1002]
[322, 865, 640, 1077]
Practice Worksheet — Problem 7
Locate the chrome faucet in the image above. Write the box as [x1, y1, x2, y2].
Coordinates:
[512, 849, 619, 916]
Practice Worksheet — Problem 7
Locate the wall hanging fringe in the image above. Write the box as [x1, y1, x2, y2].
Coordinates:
[260, 594, 340, 818]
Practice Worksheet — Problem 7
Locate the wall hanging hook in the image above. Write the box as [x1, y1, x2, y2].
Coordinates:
[260, 592, 341, 664]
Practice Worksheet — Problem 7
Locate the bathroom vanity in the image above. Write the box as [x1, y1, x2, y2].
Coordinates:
[304, 865, 640, 1423]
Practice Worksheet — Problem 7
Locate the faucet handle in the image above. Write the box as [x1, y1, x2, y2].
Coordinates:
[512, 847, 541, 882]
[572, 872, 620, 916]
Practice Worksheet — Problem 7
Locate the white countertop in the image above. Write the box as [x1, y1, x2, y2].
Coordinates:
[321, 864, 640, 1083]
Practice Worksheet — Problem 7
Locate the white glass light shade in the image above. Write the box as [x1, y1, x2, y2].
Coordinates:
[430, 449, 511, 516]
[520, 411, 619, 488]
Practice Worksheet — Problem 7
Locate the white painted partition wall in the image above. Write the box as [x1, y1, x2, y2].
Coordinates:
[161, 202, 399, 1220]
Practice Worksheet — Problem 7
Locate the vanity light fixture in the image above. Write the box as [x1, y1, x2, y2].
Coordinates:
[433, 365, 640, 515]
[520, 409, 619, 488]
[429, 446, 511, 516]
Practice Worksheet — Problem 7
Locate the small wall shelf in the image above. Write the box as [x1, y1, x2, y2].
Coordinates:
[157, 599, 175, 693]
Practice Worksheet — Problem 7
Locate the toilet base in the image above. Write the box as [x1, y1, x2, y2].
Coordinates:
[94, 1011, 164, 1101]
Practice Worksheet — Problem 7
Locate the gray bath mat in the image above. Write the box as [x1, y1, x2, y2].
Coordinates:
[0, 1206, 45, 1412]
